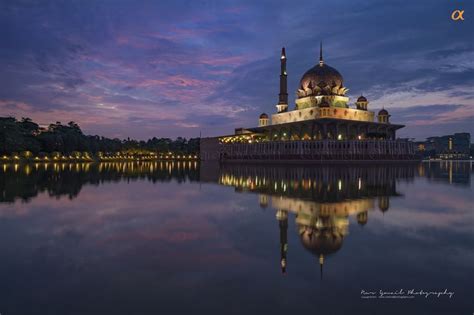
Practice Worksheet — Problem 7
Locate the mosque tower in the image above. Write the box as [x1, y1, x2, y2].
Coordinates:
[276, 47, 288, 113]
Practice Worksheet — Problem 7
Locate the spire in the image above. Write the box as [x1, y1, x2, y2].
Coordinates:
[281, 47, 286, 59]
[319, 41, 324, 66]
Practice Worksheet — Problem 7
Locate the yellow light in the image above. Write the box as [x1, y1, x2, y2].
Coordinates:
[337, 134, 342, 140]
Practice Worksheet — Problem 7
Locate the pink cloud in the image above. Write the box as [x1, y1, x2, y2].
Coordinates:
[408, 105, 474, 126]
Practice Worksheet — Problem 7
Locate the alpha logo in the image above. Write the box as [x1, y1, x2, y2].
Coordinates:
[451, 9, 464, 21]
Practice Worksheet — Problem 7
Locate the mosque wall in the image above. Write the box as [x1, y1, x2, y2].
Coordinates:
[272, 107, 375, 125]
[215, 139, 417, 160]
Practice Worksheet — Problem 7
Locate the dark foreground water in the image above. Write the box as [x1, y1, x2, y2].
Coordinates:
[0, 161, 472, 315]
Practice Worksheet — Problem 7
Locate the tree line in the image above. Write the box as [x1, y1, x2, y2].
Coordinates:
[0, 117, 200, 156]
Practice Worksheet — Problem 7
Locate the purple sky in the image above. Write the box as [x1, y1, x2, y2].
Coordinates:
[0, 0, 473, 140]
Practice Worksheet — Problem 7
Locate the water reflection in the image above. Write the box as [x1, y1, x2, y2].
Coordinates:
[2, 161, 471, 274]
[199, 162, 472, 277]
[0, 161, 472, 314]
[0, 161, 199, 203]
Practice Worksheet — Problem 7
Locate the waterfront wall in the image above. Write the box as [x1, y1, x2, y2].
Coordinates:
[200, 138, 418, 161]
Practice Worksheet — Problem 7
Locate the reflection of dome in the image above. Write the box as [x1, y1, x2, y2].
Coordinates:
[357, 95, 367, 102]
[378, 108, 389, 116]
[299, 227, 343, 256]
[299, 64, 344, 97]
[259, 113, 268, 119]
[259, 194, 269, 208]
[357, 211, 368, 226]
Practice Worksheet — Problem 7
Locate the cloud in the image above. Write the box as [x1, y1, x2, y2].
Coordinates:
[0, 0, 472, 139]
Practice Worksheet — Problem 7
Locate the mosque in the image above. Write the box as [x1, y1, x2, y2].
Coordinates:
[200, 43, 417, 161]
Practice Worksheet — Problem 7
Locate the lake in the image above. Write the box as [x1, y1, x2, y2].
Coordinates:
[0, 161, 472, 314]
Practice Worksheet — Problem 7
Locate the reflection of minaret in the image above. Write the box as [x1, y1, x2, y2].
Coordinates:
[276, 47, 288, 113]
[276, 210, 288, 274]
[319, 254, 324, 280]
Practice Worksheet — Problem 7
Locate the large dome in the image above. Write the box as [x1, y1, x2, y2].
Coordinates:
[299, 63, 344, 91]
[296, 44, 348, 99]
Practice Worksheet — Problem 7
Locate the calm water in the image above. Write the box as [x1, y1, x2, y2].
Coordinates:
[0, 161, 472, 314]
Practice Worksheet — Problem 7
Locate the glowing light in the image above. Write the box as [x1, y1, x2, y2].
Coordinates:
[337, 134, 342, 140]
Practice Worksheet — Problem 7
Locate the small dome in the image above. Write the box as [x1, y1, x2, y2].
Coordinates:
[378, 196, 390, 212]
[259, 113, 268, 119]
[357, 212, 368, 226]
[357, 95, 367, 102]
[378, 108, 389, 116]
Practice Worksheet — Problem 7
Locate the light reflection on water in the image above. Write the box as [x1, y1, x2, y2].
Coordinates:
[0, 161, 472, 314]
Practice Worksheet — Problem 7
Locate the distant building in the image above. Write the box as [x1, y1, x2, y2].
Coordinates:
[201, 43, 417, 161]
[421, 133, 471, 160]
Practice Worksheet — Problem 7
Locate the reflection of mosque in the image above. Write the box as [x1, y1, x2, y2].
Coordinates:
[217, 164, 412, 277]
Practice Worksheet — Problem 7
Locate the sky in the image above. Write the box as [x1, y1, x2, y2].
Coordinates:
[0, 0, 473, 140]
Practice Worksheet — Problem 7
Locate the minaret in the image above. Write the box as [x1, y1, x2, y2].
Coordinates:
[276, 47, 288, 113]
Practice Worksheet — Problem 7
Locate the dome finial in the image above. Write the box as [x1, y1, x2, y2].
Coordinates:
[319, 41, 324, 66]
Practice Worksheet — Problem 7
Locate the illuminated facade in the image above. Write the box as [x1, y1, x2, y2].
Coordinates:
[201, 43, 417, 161]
